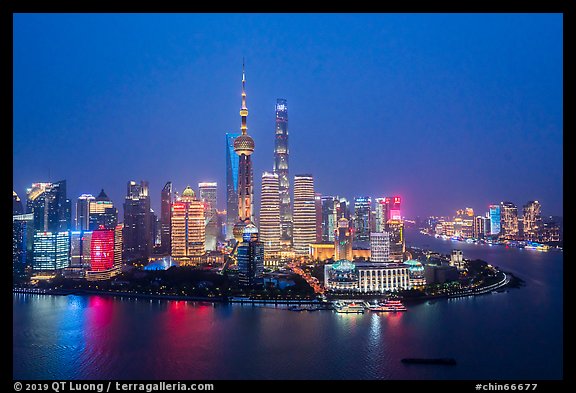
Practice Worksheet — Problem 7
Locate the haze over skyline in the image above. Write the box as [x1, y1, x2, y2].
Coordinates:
[13, 13, 563, 218]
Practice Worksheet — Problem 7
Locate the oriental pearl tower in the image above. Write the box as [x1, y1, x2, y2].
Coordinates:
[232, 60, 255, 242]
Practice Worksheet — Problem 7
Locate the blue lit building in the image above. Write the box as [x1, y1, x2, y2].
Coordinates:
[353, 196, 371, 243]
[237, 224, 264, 287]
[32, 231, 70, 273]
[226, 132, 240, 239]
[489, 204, 501, 236]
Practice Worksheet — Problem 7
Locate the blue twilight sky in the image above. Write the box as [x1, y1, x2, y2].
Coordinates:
[13, 13, 563, 219]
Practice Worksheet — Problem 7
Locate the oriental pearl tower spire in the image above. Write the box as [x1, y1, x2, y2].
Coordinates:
[232, 60, 255, 242]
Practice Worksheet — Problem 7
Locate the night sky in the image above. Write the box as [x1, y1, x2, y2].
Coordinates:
[13, 13, 563, 219]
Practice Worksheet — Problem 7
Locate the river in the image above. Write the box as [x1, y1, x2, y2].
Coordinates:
[13, 228, 563, 380]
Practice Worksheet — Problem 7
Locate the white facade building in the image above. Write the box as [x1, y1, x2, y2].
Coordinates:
[370, 231, 390, 263]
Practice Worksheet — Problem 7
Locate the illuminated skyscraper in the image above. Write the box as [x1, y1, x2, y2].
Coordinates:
[75, 194, 94, 230]
[273, 98, 292, 243]
[293, 174, 316, 256]
[233, 61, 255, 241]
[374, 197, 389, 232]
[315, 193, 323, 242]
[89, 189, 117, 230]
[32, 231, 70, 273]
[225, 133, 240, 239]
[321, 196, 338, 242]
[123, 181, 152, 261]
[489, 205, 501, 236]
[389, 196, 402, 221]
[90, 228, 115, 272]
[13, 191, 28, 276]
[522, 201, 542, 242]
[48, 181, 72, 232]
[13, 212, 33, 277]
[500, 202, 519, 240]
[259, 172, 281, 264]
[473, 215, 485, 238]
[199, 182, 218, 251]
[334, 217, 353, 261]
[237, 224, 264, 287]
[160, 181, 173, 254]
[370, 231, 390, 263]
[114, 224, 123, 271]
[387, 220, 405, 262]
[26, 181, 71, 233]
[353, 196, 371, 242]
[171, 186, 205, 263]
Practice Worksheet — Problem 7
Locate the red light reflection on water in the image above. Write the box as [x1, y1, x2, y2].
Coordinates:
[85, 296, 114, 328]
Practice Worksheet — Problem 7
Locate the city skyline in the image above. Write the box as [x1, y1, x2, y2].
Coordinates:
[13, 14, 563, 219]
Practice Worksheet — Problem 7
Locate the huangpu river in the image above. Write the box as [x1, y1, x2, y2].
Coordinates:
[13, 228, 562, 379]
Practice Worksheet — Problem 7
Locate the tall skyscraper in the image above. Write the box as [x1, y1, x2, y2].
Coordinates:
[25, 182, 71, 274]
[370, 232, 390, 263]
[315, 193, 323, 242]
[114, 224, 123, 272]
[273, 98, 292, 243]
[522, 200, 542, 242]
[26, 180, 71, 232]
[123, 181, 152, 261]
[160, 181, 173, 254]
[473, 215, 485, 238]
[489, 205, 501, 236]
[388, 220, 405, 263]
[334, 217, 353, 261]
[89, 189, 117, 230]
[26, 182, 51, 228]
[374, 197, 389, 233]
[199, 182, 218, 251]
[150, 208, 159, 247]
[237, 223, 264, 287]
[353, 196, 371, 242]
[13, 212, 33, 277]
[225, 133, 240, 240]
[259, 172, 281, 264]
[75, 194, 95, 230]
[321, 196, 338, 242]
[389, 196, 401, 221]
[45, 180, 72, 232]
[293, 174, 316, 257]
[171, 186, 205, 263]
[13, 191, 28, 276]
[500, 202, 519, 240]
[233, 62, 255, 242]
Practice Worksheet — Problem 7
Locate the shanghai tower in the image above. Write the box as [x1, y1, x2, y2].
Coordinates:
[232, 61, 255, 242]
[273, 98, 292, 244]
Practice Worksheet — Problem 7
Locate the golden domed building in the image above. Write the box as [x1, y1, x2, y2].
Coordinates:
[171, 186, 205, 264]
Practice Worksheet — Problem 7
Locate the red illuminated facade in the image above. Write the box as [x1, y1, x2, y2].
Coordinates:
[390, 196, 401, 221]
[90, 227, 115, 271]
